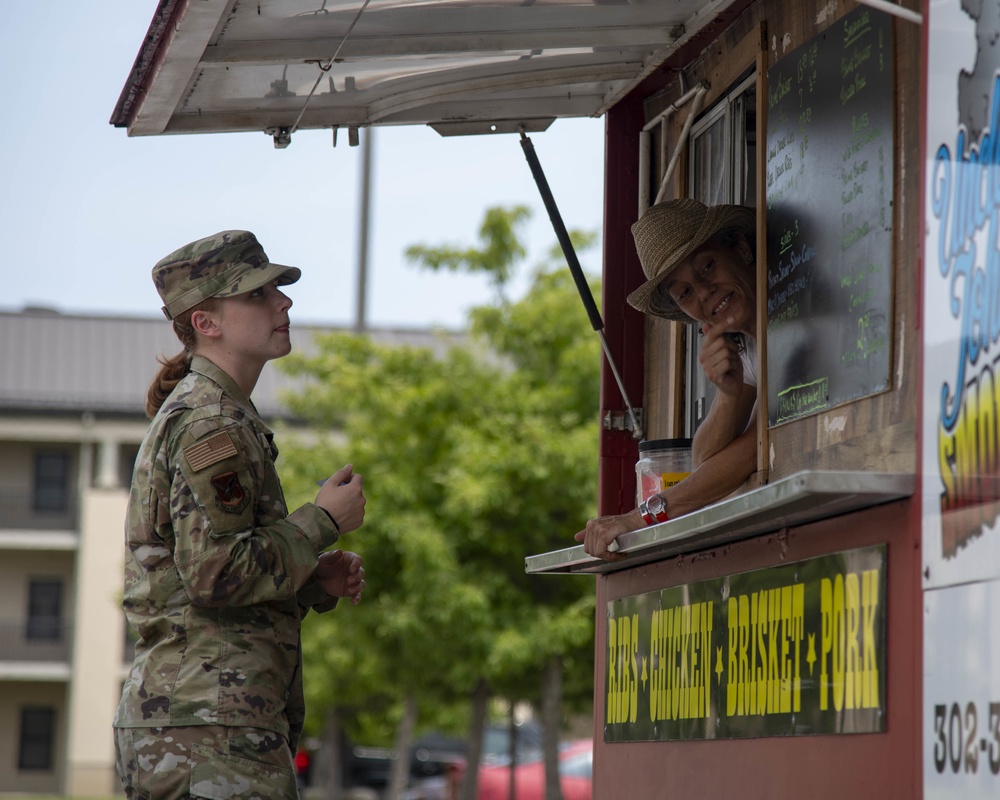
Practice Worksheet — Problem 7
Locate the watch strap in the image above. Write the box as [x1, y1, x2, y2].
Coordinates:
[639, 495, 670, 526]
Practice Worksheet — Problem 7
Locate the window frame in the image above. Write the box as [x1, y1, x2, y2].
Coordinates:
[684, 72, 757, 436]
[18, 706, 56, 771]
[33, 449, 72, 513]
[26, 578, 63, 642]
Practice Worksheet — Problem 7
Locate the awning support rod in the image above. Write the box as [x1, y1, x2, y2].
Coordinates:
[638, 81, 707, 215]
[654, 83, 707, 205]
[518, 129, 644, 440]
[856, 0, 922, 25]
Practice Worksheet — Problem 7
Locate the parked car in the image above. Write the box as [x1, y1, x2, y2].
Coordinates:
[345, 731, 466, 790]
[479, 720, 543, 765]
[344, 722, 544, 795]
[466, 739, 593, 800]
[402, 775, 453, 800]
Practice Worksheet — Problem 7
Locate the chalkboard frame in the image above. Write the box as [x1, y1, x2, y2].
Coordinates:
[764, 5, 895, 427]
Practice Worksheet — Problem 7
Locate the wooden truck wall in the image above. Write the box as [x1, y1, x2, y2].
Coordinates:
[590, 2, 923, 797]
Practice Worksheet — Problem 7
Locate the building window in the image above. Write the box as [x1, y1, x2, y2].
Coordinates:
[120, 444, 141, 488]
[18, 707, 56, 771]
[27, 579, 63, 641]
[33, 450, 71, 513]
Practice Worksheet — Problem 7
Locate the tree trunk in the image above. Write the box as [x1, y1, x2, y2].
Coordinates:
[387, 693, 418, 800]
[541, 657, 564, 800]
[458, 679, 490, 800]
[507, 701, 517, 800]
[320, 706, 344, 800]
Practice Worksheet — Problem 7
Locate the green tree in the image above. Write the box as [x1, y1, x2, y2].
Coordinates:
[278, 207, 600, 800]
[404, 205, 532, 292]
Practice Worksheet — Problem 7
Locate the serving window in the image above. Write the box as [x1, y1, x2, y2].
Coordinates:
[686, 73, 757, 437]
[639, 0, 918, 489]
[638, 15, 766, 486]
[527, 0, 920, 576]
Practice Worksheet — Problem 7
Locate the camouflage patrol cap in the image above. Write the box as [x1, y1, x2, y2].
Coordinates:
[152, 230, 301, 320]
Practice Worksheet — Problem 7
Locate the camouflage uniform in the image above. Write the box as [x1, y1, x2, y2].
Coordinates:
[151, 229, 301, 322]
[114, 725, 296, 800]
[115, 232, 339, 799]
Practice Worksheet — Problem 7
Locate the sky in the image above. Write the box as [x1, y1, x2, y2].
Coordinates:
[0, 3, 605, 329]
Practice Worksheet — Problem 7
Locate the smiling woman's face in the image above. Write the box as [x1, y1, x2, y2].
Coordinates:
[659, 235, 757, 335]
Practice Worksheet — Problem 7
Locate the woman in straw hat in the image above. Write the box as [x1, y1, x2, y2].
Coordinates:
[114, 230, 367, 799]
[575, 199, 759, 560]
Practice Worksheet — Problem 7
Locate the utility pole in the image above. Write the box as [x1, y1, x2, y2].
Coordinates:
[354, 126, 374, 333]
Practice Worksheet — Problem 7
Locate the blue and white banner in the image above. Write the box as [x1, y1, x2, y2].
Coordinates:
[923, 0, 1000, 590]
[923, 3, 1000, 796]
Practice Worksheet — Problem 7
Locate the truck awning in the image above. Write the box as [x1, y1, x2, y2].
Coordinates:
[111, 0, 744, 143]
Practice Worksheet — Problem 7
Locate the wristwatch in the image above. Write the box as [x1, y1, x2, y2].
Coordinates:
[638, 493, 670, 526]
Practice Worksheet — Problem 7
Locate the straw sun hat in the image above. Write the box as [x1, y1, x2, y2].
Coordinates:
[627, 198, 756, 323]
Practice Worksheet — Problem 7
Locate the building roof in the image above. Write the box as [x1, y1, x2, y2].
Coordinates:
[0, 308, 454, 420]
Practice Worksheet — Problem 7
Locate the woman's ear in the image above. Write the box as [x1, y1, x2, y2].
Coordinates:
[191, 308, 221, 339]
[736, 235, 754, 266]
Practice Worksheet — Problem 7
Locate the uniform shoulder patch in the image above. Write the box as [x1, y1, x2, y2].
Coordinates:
[184, 431, 239, 472]
[210, 470, 250, 514]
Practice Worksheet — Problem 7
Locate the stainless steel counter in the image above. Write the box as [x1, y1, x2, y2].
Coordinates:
[525, 470, 915, 575]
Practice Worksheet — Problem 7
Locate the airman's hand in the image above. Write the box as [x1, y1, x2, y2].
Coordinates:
[315, 549, 365, 605]
[315, 464, 366, 534]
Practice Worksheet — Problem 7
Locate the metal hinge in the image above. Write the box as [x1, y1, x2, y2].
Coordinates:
[603, 407, 644, 438]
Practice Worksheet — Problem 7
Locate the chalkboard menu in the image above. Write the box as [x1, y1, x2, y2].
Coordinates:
[765, 6, 893, 425]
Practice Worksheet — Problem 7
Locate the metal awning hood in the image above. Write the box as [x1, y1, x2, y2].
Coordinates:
[112, 0, 740, 139]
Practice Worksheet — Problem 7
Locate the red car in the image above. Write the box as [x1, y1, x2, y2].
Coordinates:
[474, 739, 592, 800]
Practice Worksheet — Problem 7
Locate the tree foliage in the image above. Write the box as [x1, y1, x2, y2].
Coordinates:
[404, 205, 532, 291]
[277, 206, 601, 776]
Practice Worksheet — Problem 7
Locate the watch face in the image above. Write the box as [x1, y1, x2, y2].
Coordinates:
[648, 494, 666, 514]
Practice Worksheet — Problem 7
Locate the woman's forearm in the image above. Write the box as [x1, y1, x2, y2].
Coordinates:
[692, 385, 757, 467]
[667, 426, 758, 517]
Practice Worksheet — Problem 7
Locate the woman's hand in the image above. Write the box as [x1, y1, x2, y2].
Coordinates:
[573, 510, 644, 561]
[315, 464, 366, 534]
[699, 319, 744, 398]
[315, 549, 365, 604]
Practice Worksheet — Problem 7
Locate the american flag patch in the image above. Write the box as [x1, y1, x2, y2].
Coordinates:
[184, 432, 238, 472]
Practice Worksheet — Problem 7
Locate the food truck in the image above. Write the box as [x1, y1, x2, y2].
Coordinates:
[112, 0, 996, 796]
